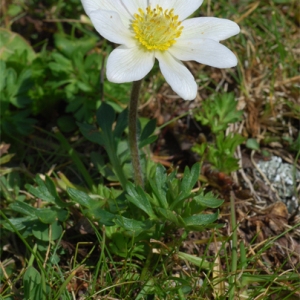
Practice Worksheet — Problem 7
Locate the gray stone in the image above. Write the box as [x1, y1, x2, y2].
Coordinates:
[255, 156, 300, 213]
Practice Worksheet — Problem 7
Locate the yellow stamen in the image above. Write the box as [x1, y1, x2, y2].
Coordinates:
[132, 5, 183, 51]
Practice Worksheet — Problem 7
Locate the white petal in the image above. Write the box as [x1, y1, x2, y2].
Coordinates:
[107, 46, 155, 83]
[89, 10, 134, 46]
[81, 0, 102, 15]
[181, 17, 240, 41]
[121, 0, 147, 16]
[150, 0, 203, 21]
[155, 51, 197, 100]
[170, 39, 238, 68]
[81, 0, 131, 26]
[149, 0, 170, 8]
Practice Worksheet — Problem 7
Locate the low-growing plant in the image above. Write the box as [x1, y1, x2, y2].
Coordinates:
[1, 99, 225, 298]
[0, 29, 132, 141]
[192, 92, 245, 173]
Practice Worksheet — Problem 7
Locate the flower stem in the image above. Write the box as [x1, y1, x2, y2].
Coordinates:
[128, 79, 144, 187]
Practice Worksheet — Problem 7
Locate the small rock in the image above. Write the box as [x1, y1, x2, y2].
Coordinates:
[255, 156, 300, 213]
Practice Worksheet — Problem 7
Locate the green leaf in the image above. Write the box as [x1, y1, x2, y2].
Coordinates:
[35, 208, 57, 224]
[180, 163, 200, 196]
[6, 67, 18, 96]
[135, 279, 156, 300]
[78, 123, 104, 146]
[57, 115, 77, 133]
[139, 135, 158, 148]
[113, 107, 128, 138]
[126, 183, 156, 219]
[216, 133, 245, 156]
[104, 82, 131, 106]
[140, 118, 156, 141]
[178, 252, 211, 269]
[7, 4, 22, 17]
[155, 207, 178, 224]
[25, 176, 55, 203]
[246, 138, 260, 151]
[0, 61, 6, 92]
[96, 102, 115, 134]
[90, 151, 116, 180]
[25, 176, 67, 207]
[0, 28, 36, 62]
[23, 267, 42, 300]
[44, 176, 67, 207]
[214, 93, 243, 130]
[193, 193, 224, 208]
[54, 34, 97, 58]
[0, 153, 15, 165]
[77, 80, 92, 92]
[89, 207, 115, 226]
[32, 220, 62, 241]
[109, 231, 127, 254]
[1, 216, 36, 231]
[2, 110, 36, 136]
[115, 216, 152, 235]
[55, 209, 69, 222]
[9, 201, 37, 217]
[202, 132, 245, 173]
[67, 188, 94, 209]
[177, 215, 187, 227]
[4, 67, 33, 109]
[183, 211, 219, 227]
[170, 163, 200, 209]
[48, 52, 72, 74]
[149, 164, 168, 209]
[195, 93, 243, 133]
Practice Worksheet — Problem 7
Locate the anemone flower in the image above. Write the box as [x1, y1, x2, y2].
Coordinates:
[81, 0, 240, 100]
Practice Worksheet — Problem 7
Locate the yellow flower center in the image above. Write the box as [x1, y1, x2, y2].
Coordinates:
[132, 5, 183, 51]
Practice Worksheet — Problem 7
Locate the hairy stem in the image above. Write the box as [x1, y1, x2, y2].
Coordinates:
[128, 79, 144, 187]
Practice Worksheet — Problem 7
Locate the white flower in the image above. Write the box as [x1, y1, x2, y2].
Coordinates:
[81, 0, 240, 100]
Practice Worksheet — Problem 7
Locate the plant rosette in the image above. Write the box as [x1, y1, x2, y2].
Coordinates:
[81, 0, 240, 100]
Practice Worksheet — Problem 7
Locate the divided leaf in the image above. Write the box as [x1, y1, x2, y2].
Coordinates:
[149, 164, 168, 209]
[194, 192, 224, 208]
[170, 163, 200, 209]
[183, 211, 219, 227]
[115, 215, 152, 235]
[67, 187, 94, 209]
[9, 201, 37, 217]
[126, 182, 156, 219]
[25, 176, 67, 207]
